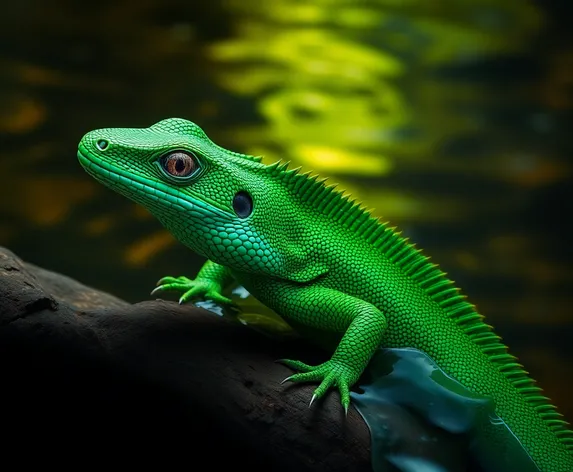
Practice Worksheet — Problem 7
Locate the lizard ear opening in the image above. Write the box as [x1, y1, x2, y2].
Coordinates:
[233, 191, 253, 218]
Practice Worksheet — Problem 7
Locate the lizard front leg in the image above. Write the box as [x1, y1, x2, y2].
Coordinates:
[152, 260, 235, 305]
[270, 285, 387, 412]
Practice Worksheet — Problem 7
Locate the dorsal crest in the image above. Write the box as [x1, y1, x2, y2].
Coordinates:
[264, 159, 573, 448]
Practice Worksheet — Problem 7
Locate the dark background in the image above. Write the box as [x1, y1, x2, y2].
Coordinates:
[1, 0, 572, 420]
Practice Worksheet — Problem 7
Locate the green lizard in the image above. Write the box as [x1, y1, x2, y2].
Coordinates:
[78, 118, 573, 471]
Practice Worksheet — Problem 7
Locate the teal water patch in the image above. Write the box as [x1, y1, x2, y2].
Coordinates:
[194, 285, 251, 316]
[351, 348, 540, 472]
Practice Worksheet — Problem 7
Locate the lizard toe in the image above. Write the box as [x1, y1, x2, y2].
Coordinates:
[276, 358, 315, 372]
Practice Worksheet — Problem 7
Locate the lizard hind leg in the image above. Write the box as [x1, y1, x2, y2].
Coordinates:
[271, 286, 388, 413]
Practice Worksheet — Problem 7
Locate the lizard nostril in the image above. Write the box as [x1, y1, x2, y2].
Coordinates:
[96, 139, 109, 151]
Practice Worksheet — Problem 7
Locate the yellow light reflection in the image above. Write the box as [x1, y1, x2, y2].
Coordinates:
[294, 145, 392, 176]
[124, 230, 176, 267]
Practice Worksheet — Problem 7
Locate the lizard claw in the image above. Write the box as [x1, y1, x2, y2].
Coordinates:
[280, 375, 294, 385]
[309, 394, 317, 408]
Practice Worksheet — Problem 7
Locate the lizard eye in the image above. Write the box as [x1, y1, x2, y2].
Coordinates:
[160, 151, 198, 178]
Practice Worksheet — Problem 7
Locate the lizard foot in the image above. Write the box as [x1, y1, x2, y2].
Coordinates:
[277, 358, 356, 414]
[151, 275, 234, 305]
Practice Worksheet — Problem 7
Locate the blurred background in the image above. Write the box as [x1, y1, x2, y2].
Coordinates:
[1, 0, 572, 419]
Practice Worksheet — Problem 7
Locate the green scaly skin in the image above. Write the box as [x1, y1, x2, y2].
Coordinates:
[78, 118, 573, 471]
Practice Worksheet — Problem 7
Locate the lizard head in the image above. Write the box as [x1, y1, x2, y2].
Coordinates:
[77, 118, 324, 281]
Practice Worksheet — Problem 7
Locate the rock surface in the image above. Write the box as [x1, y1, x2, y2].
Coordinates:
[0, 246, 372, 470]
[0, 246, 476, 471]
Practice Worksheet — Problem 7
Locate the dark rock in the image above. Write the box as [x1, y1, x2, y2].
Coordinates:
[0, 246, 482, 471]
[0, 246, 371, 470]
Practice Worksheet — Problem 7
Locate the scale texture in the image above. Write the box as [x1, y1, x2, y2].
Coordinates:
[78, 118, 573, 471]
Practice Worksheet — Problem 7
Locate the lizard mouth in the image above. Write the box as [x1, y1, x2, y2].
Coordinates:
[77, 147, 233, 219]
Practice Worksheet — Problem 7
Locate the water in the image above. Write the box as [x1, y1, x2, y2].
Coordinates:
[352, 348, 542, 472]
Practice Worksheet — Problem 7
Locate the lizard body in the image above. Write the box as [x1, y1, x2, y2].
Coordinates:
[78, 118, 573, 471]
